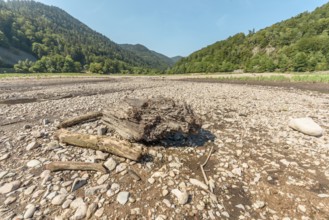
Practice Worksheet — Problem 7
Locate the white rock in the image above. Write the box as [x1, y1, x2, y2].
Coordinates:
[4, 196, 17, 205]
[86, 203, 98, 219]
[104, 158, 117, 171]
[85, 184, 109, 196]
[171, 189, 189, 205]
[232, 167, 242, 177]
[97, 174, 110, 185]
[318, 194, 329, 198]
[0, 153, 10, 161]
[94, 207, 104, 218]
[148, 177, 155, 184]
[189, 178, 208, 190]
[298, 205, 306, 213]
[0, 180, 21, 194]
[24, 204, 36, 219]
[70, 198, 87, 220]
[115, 163, 127, 173]
[26, 141, 40, 151]
[289, 118, 323, 137]
[117, 191, 130, 205]
[52, 194, 67, 205]
[27, 159, 41, 168]
[253, 200, 266, 209]
[106, 183, 120, 197]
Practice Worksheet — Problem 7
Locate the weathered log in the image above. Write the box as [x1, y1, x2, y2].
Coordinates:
[102, 97, 202, 143]
[57, 112, 103, 128]
[45, 161, 107, 173]
[56, 129, 142, 161]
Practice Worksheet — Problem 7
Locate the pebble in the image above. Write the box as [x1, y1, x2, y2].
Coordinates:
[148, 177, 155, 184]
[298, 205, 306, 213]
[27, 159, 41, 168]
[117, 191, 130, 205]
[0, 180, 21, 194]
[94, 207, 104, 218]
[86, 203, 98, 219]
[26, 141, 40, 151]
[171, 189, 189, 205]
[0, 153, 10, 161]
[85, 184, 109, 196]
[104, 157, 117, 171]
[51, 194, 67, 205]
[115, 163, 127, 173]
[24, 185, 37, 195]
[97, 174, 110, 185]
[70, 198, 87, 220]
[24, 204, 36, 219]
[4, 196, 17, 205]
[253, 200, 266, 209]
[107, 183, 120, 197]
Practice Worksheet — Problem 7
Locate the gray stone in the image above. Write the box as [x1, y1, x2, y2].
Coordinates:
[71, 178, 87, 192]
[85, 184, 109, 196]
[116, 191, 129, 205]
[27, 159, 41, 168]
[26, 141, 40, 151]
[24, 204, 36, 219]
[289, 117, 323, 137]
[0, 180, 21, 194]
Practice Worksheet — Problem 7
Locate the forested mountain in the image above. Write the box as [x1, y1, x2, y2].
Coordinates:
[119, 44, 175, 70]
[0, 0, 171, 73]
[170, 3, 329, 74]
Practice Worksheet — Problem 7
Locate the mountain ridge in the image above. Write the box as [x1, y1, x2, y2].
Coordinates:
[170, 3, 329, 73]
[0, 0, 174, 73]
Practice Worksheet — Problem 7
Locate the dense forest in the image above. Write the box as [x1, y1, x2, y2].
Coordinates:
[0, 0, 173, 73]
[170, 2, 329, 73]
[120, 44, 178, 71]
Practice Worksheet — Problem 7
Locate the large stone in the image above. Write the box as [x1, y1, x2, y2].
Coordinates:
[52, 194, 67, 205]
[116, 191, 129, 205]
[104, 158, 117, 171]
[24, 204, 36, 219]
[0, 180, 21, 194]
[171, 189, 189, 205]
[27, 160, 41, 168]
[70, 197, 87, 220]
[289, 118, 323, 137]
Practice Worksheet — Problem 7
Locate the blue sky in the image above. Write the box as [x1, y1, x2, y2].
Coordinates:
[35, 0, 328, 57]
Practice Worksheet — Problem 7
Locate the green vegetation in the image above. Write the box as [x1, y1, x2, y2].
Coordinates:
[0, 0, 172, 74]
[171, 3, 329, 74]
[216, 74, 329, 83]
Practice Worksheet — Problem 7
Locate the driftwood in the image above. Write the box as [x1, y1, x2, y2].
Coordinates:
[57, 112, 103, 128]
[45, 161, 107, 173]
[102, 97, 201, 143]
[56, 129, 142, 161]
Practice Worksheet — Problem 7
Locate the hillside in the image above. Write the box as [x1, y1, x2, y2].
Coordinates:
[170, 3, 329, 73]
[119, 44, 176, 70]
[0, 0, 171, 73]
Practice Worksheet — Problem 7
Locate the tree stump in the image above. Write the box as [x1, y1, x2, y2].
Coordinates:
[102, 97, 202, 143]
